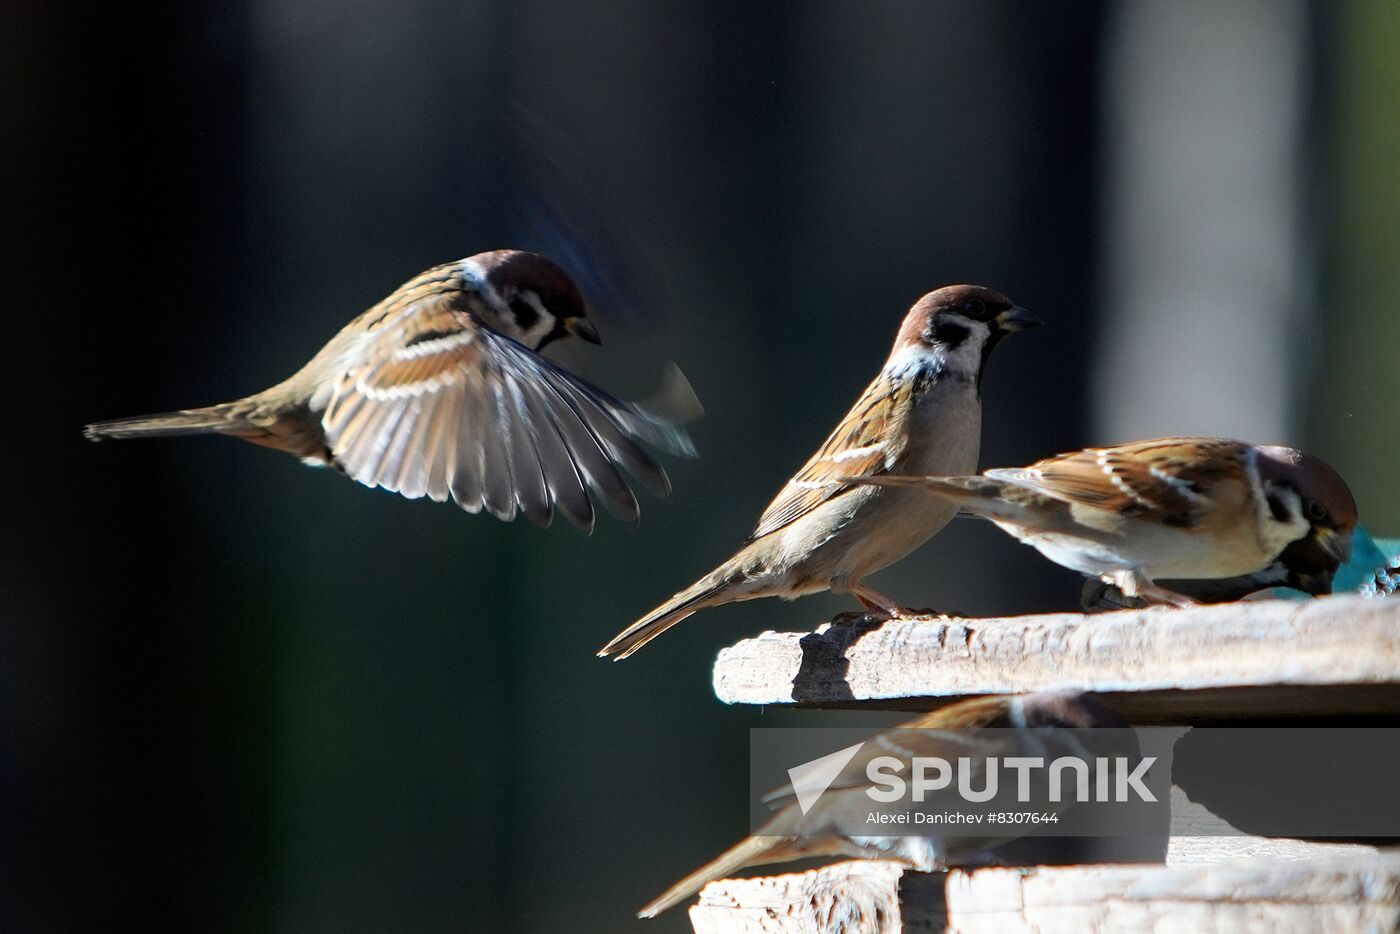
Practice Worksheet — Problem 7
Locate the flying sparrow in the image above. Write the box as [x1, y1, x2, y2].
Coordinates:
[85, 250, 697, 530]
[597, 286, 1038, 659]
[848, 437, 1357, 607]
[638, 690, 1130, 918]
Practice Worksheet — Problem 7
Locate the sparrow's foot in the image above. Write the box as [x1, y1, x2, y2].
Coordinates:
[846, 584, 918, 618]
[909, 607, 965, 619]
[1141, 586, 1201, 609]
[1106, 571, 1201, 609]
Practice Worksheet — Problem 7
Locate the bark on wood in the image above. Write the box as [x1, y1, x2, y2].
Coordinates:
[712, 595, 1400, 720]
[689, 854, 1400, 933]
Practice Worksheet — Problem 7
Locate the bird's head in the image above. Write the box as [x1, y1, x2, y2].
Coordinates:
[890, 284, 1040, 388]
[1255, 446, 1359, 594]
[467, 249, 599, 351]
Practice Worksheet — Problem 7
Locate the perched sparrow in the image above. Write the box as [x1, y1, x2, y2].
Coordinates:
[597, 286, 1038, 659]
[849, 438, 1357, 606]
[638, 691, 1130, 918]
[85, 250, 696, 530]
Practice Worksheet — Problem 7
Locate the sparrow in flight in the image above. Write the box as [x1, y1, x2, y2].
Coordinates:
[849, 437, 1356, 606]
[599, 285, 1038, 659]
[638, 691, 1130, 918]
[85, 250, 697, 531]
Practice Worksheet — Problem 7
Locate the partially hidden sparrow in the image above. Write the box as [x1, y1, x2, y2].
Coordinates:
[638, 691, 1129, 918]
[597, 286, 1038, 659]
[848, 437, 1357, 606]
[85, 250, 697, 530]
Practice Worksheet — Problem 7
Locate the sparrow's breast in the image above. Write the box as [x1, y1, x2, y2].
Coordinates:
[902, 377, 983, 477]
[1043, 508, 1295, 582]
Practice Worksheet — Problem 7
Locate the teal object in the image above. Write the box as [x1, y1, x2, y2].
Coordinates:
[1332, 525, 1400, 595]
[1261, 525, 1399, 599]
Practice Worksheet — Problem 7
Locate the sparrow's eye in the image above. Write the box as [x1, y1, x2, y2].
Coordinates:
[962, 298, 987, 317]
[1305, 499, 1329, 522]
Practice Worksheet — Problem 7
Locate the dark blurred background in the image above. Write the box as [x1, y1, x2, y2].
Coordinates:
[3, 1, 1396, 931]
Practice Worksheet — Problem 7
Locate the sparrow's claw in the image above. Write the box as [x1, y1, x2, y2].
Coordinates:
[1106, 571, 1201, 609]
[845, 584, 921, 618]
[905, 607, 964, 619]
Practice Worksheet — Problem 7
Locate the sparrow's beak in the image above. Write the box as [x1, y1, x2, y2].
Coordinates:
[997, 305, 1041, 332]
[1313, 525, 1352, 564]
[566, 317, 602, 345]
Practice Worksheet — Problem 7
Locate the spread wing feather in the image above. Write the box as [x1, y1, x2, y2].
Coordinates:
[321, 294, 692, 529]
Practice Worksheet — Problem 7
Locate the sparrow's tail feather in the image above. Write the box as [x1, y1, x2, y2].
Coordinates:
[637, 835, 799, 918]
[597, 573, 730, 660]
[84, 404, 241, 441]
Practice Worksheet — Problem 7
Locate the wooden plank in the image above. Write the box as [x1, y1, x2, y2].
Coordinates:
[711, 594, 1400, 720]
[687, 861, 943, 934]
[689, 855, 1400, 933]
[1166, 786, 1385, 866]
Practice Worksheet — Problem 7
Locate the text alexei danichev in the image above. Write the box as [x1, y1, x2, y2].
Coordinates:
[865, 811, 1061, 825]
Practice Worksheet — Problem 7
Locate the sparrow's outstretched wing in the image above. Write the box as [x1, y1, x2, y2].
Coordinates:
[322, 293, 694, 531]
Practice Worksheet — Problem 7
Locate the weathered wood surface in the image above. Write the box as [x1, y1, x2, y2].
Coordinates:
[712, 594, 1400, 720]
[689, 854, 1400, 933]
[687, 861, 943, 934]
[1166, 785, 1385, 866]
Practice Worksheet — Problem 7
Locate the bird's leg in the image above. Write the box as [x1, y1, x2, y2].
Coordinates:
[846, 583, 919, 618]
[1106, 570, 1200, 609]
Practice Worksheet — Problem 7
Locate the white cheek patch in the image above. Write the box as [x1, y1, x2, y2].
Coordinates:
[885, 318, 990, 382]
[941, 328, 987, 374]
[514, 290, 557, 348]
[1246, 447, 1311, 553]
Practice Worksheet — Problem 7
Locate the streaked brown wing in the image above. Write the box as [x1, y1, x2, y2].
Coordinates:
[988, 437, 1251, 528]
[321, 294, 693, 530]
[747, 378, 912, 541]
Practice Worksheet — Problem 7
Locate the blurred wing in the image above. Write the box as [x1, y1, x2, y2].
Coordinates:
[988, 437, 1251, 529]
[762, 729, 1016, 810]
[322, 295, 693, 530]
[762, 701, 1018, 808]
[748, 378, 912, 541]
